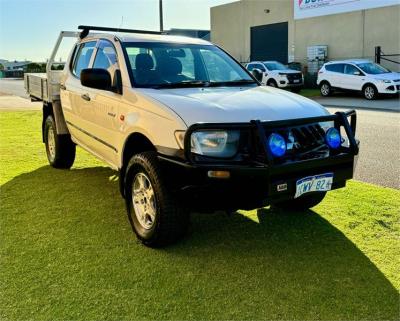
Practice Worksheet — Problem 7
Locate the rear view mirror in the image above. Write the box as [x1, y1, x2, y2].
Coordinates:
[167, 49, 186, 58]
[81, 68, 112, 91]
[252, 68, 263, 82]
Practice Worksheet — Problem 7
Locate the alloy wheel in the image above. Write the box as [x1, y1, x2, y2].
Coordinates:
[47, 127, 56, 162]
[321, 84, 330, 96]
[365, 86, 375, 99]
[132, 172, 157, 230]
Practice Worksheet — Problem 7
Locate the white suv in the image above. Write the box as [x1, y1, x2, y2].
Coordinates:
[246, 61, 303, 92]
[317, 59, 400, 100]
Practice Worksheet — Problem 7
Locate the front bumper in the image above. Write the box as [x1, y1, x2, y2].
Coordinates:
[376, 82, 400, 94]
[159, 111, 359, 210]
[278, 80, 304, 88]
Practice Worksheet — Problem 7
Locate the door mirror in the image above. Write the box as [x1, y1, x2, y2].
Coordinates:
[81, 68, 112, 91]
[353, 71, 362, 76]
[252, 68, 263, 82]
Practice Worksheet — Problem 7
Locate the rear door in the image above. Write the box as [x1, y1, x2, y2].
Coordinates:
[325, 63, 345, 88]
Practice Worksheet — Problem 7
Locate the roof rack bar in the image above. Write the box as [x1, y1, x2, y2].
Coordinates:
[78, 25, 164, 39]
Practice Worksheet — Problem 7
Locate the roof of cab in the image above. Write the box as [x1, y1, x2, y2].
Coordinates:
[86, 32, 213, 45]
[325, 59, 372, 65]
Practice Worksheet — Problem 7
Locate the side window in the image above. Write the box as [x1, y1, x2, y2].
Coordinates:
[247, 64, 255, 71]
[93, 40, 119, 79]
[256, 64, 266, 72]
[326, 64, 344, 73]
[344, 64, 360, 75]
[72, 41, 96, 77]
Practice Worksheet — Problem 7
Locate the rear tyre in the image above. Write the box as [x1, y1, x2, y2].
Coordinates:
[267, 79, 278, 88]
[124, 151, 189, 247]
[363, 84, 377, 100]
[320, 82, 332, 97]
[272, 192, 326, 212]
[44, 115, 75, 169]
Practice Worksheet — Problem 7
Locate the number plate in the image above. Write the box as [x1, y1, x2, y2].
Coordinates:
[293, 79, 300, 83]
[294, 173, 333, 198]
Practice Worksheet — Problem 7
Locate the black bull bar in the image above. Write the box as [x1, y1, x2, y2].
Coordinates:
[183, 110, 359, 166]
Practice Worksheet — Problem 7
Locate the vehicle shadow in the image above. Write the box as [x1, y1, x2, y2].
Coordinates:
[1, 166, 398, 320]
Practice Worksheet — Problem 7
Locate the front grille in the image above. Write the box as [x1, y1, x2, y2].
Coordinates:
[396, 85, 400, 90]
[264, 123, 330, 163]
[286, 73, 302, 84]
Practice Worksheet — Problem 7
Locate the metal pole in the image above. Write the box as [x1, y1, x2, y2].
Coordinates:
[375, 46, 381, 64]
[159, 0, 164, 32]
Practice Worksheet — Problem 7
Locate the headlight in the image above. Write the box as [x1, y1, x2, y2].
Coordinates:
[191, 130, 240, 157]
[376, 79, 392, 84]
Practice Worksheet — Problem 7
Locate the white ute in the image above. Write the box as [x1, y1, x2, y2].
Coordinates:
[25, 26, 360, 247]
[245, 60, 303, 92]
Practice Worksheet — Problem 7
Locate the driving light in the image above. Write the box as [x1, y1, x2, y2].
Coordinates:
[267, 133, 286, 157]
[325, 127, 341, 149]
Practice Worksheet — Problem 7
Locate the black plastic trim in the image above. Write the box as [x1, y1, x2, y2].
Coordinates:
[78, 25, 164, 39]
[66, 121, 117, 152]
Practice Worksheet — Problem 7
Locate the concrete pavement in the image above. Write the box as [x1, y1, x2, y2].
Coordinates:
[326, 107, 400, 189]
[313, 94, 400, 112]
[0, 94, 41, 110]
[0, 78, 28, 98]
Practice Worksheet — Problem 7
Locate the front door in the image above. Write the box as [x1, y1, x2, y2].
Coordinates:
[343, 64, 365, 90]
[85, 39, 123, 166]
[64, 40, 97, 148]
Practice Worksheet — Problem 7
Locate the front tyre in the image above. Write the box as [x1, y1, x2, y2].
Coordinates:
[272, 192, 326, 212]
[363, 84, 377, 100]
[267, 79, 278, 88]
[125, 152, 189, 247]
[44, 115, 75, 169]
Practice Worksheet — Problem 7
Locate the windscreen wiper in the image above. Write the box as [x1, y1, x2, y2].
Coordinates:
[152, 79, 256, 89]
[153, 81, 211, 89]
[208, 79, 257, 87]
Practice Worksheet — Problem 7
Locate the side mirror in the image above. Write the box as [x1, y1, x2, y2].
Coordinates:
[353, 71, 362, 76]
[252, 68, 263, 82]
[81, 68, 112, 91]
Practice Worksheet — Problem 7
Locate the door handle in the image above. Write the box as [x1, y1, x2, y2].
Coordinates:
[81, 94, 91, 101]
[60, 84, 66, 90]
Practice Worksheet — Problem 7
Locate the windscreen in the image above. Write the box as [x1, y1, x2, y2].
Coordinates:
[263, 61, 287, 71]
[123, 42, 255, 88]
[356, 62, 390, 75]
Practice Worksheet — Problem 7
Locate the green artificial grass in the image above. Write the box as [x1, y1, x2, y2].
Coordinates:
[298, 89, 321, 98]
[1, 111, 399, 320]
